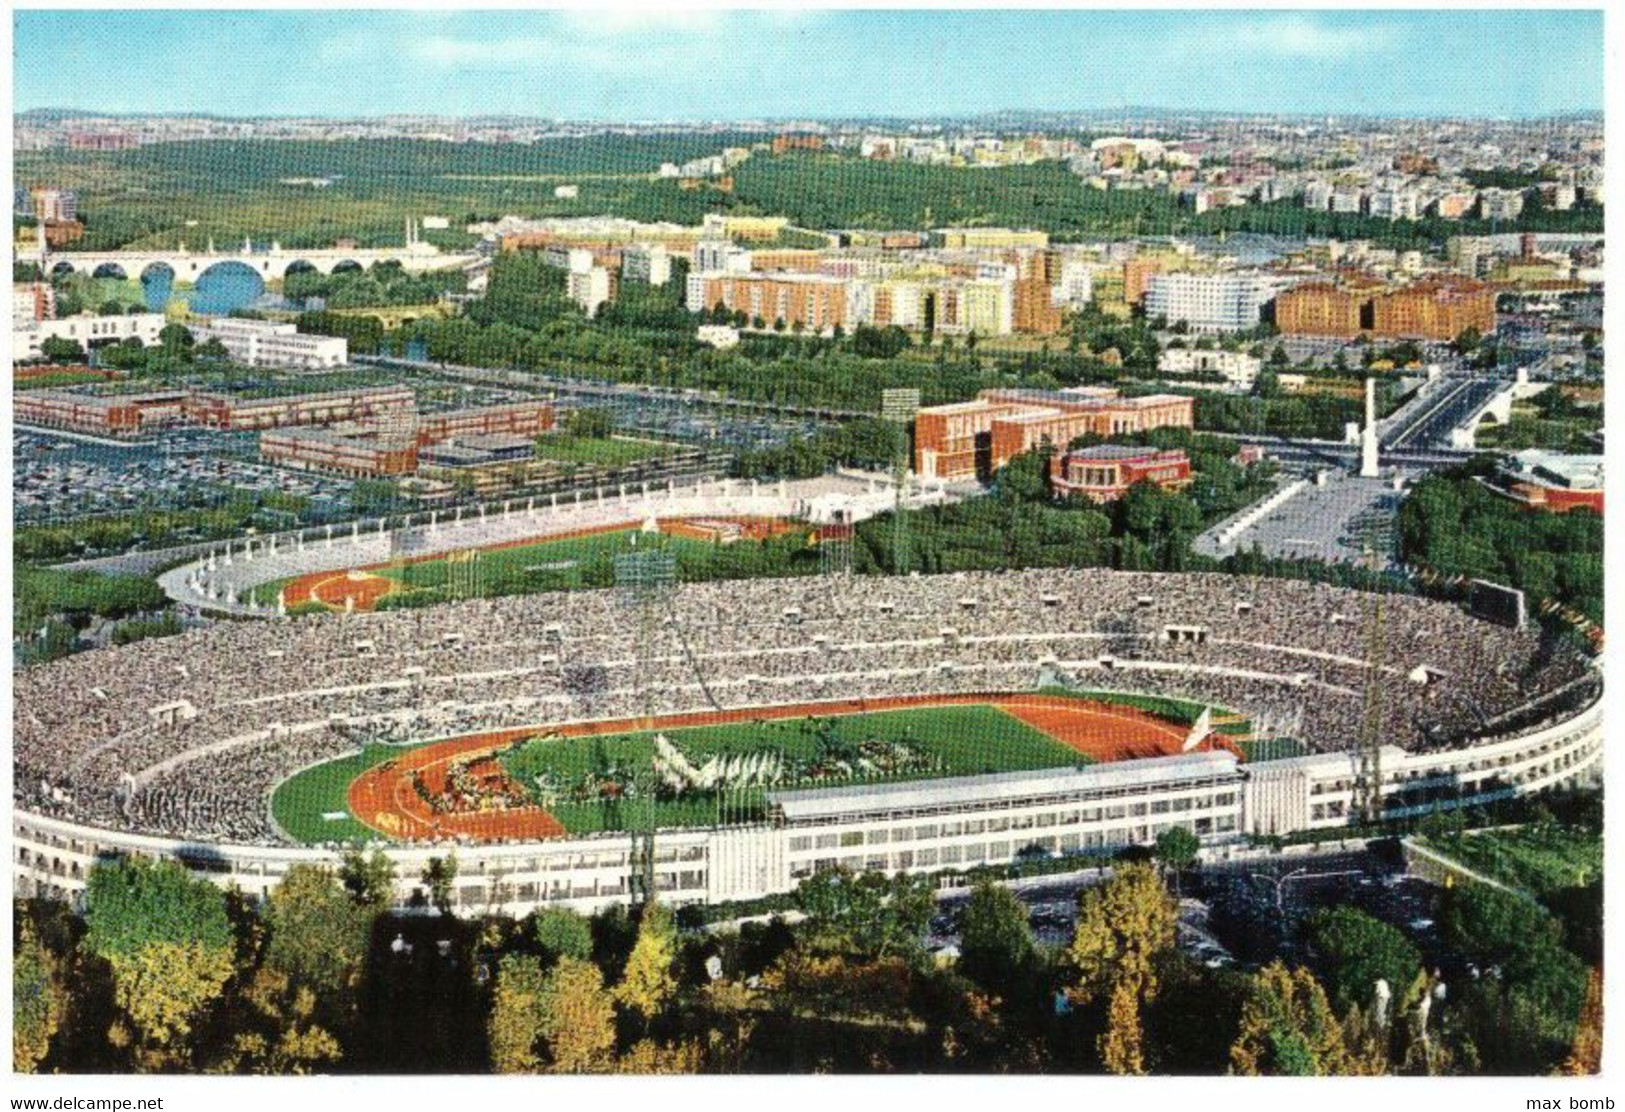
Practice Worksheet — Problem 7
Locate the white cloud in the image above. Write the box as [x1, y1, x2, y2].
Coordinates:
[412, 36, 563, 66]
[560, 10, 723, 36]
[1217, 16, 1396, 60]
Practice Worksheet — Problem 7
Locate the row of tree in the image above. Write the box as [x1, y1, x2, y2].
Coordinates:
[16, 834, 1597, 1075]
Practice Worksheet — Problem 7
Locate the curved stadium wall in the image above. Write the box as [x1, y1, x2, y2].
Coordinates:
[14, 568, 1602, 916]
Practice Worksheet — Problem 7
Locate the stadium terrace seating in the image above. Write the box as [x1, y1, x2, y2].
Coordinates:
[15, 570, 1595, 846]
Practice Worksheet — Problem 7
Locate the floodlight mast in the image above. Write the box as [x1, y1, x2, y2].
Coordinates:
[1353, 522, 1394, 825]
[614, 549, 676, 905]
[880, 388, 921, 576]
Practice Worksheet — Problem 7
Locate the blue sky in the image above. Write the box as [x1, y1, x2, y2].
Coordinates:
[14, 9, 1604, 120]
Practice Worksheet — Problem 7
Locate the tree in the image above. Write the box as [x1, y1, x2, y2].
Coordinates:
[1065, 863, 1177, 1070]
[564, 407, 615, 439]
[794, 868, 935, 961]
[1229, 962, 1374, 1076]
[1153, 827, 1200, 874]
[1302, 907, 1421, 1014]
[13, 919, 67, 1072]
[616, 901, 679, 1021]
[263, 865, 374, 1004]
[956, 880, 1036, 990]
[1102, 978, 1147, 1075]
[421, 855, 459, 915]
[1453, 326, 1482, 355]
[83, 858, 236, 1055]
[39, 335, 85, 363]
[158, 323, 194, 350]
[533, 907, 594, 964]
[488, 953, 551, 1073]
[1562, 969, 1603, 1076]
[195, 337, 231, 361]
[338, 849, 396, 910]
[539, 957, 618, 1073]
[994, 447, 1054, 504]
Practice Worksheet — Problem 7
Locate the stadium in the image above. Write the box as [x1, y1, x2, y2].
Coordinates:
[15, 544, 1602, 916]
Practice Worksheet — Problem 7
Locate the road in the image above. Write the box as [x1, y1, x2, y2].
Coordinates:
[1229, 434, 1477, 471]
[356, 355, 873, 422]
[1382, 375, 1509, 451]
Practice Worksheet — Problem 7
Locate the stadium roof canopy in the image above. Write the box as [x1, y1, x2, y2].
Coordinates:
[768, 750, 1240, 824]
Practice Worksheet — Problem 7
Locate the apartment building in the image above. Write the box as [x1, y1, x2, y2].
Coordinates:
[1370, 277, 1497, 341]
[189, 317, 349, 370]
[685, 272, 849, 332]
[1143, 271, 1284, 333]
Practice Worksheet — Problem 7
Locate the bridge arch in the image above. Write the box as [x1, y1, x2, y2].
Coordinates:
[49, 260, 76, 277]
[91, 262, 129, 281]
[281, 259, 318, 280]
[192, 260, 266, 314]
[331, 259, 364, 275]
[139, 262, 177, 312]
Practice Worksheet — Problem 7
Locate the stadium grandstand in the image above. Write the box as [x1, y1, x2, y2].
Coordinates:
[15, 567, 1601, 917]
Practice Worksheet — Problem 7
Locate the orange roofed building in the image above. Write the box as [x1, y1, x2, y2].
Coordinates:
[914, 388, 1195, 482]
[1370, 277, 1498, 341]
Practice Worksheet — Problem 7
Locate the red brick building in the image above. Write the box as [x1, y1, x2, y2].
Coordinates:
[260, 427, 419, 477]
[15, 390, 189, 437]
[185, 386, 415, 431]
[1497, 450, 1603, 515]
[913, 388, 1195, 482]
[1049, 446, 1193, 502]
[414, 401, 556, 446]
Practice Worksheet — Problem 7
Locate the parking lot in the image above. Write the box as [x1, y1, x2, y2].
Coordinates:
[924, 844, 1446, 974]
[14, 427, 356, 524]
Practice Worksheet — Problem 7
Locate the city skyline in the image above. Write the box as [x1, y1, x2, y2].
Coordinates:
[15, 9, 1606, 121]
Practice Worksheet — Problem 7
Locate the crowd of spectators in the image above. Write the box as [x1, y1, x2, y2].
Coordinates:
[15, 569, 1595, 846]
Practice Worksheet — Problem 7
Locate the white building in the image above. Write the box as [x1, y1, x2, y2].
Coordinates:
[553, 185, 580, 200]
[1053, 258, 1096, 308]
[693, 239, 752, 274]
[189, 316, 348, 370]
[1367, 188, 1421, 222]
[696, 324, 741, 349]
[1143, 272, 1284, 333]
[1329, 188, 1364, 214]
[1479, 188, 1527, 222]
[568, 266, 613, 318]
[622, 242, 672, 286]
[12, 282, 53, 328]
[1159, 346, 1264, 390]
[17, 312, 165, 360]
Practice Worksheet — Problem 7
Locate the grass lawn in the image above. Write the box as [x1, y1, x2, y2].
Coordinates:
[499, 704, 1089, 834]
[387, 526, 712, 597]
[1426, 824, 1602, 898]
[531, 434, 680, 468]
[1235, 737, 1308, 762]
[1476, 404, 1602, 454]
[270, 743, 400, 844]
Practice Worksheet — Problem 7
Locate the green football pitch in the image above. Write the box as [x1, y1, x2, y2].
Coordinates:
[268, 703, 1090, 842]
[499, 703, 1088, 833]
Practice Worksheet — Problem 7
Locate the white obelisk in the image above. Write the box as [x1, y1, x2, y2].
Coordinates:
[1360, 376, 1380, 478]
